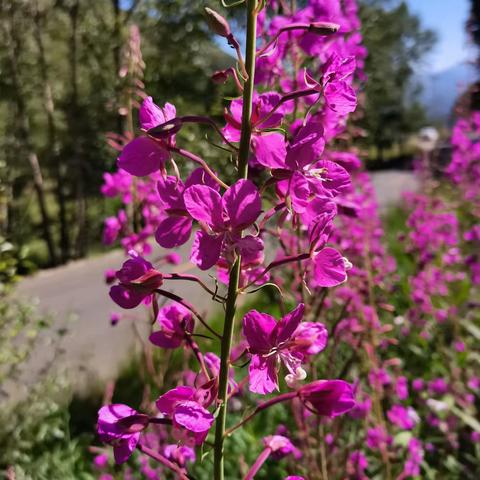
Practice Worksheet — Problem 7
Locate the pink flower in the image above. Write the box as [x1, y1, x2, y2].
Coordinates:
[349, 396, 372, 419]
[223, 92, 287, 167]
[366, 426, 392, 450]
[163, 444, 196, 467]
[395, 376, 409, 400]
[149, 304, 194, 349]
[387, 405, 419, 430]
[428, 378, 448, 395]
[243, 304, 328, 394]
[263, 435, 302, 460]
[156, 386, 214, 446]
[139, 96, 176, 131]
[155, 168, 219, 248]
[183, 179, 263, 270]
[118, 97, 176, 176]
[103, 216, 124, 245]
[109, 250, 163, 309]
[255, 119, 351, 214]
[97, 404, 149, 464]
[311, 247, 350, 287]
[304, 54, 357, 114]
[298, 380, 355, 417]
[93, 453, 109, 469]
[347, 450, 368, 478]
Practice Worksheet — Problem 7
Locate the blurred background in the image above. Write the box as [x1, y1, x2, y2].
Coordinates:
[0, 0, 479, 477]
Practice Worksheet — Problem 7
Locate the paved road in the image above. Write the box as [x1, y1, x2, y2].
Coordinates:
[370, 170, 420, 212]
[5, 245, 221, 404]
[3, 170, 418, 404]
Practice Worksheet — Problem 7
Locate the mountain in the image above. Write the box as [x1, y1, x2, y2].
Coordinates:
[419, 63, 477, 122]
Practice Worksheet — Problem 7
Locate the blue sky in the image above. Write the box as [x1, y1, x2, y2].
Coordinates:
[404, 0, 474, 72]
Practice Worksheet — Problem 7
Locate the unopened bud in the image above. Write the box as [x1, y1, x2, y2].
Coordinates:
[147, 118, 183, 138]
[204, 7, 231, 38]
[211, 70, 229, 84]
[308, 22, 340, 35]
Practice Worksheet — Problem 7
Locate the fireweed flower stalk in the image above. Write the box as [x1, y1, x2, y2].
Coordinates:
[95, 1, 372, 478]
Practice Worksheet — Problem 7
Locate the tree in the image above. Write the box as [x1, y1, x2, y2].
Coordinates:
[0, 0, 234, 267]
[359, 0, 436, 161]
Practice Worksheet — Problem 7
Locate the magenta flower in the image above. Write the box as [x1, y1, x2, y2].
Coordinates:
[97, 404, 149, 464]
[156, 386, 214, 446]
[263, 435, 302, 460]
[311, 247, 350, 287]
[243, 304, 329, 394]
[149, 304, 194, 349]
[109, 250, 163, 309]
[254, 119, 351, 214]
[395, 376, 409, 400]
[305, 53, 357, 115]
[155, 168, 219, 248]
[223, 92, 287, 167]
[366, 426, 392, 450]
[163, 444, 196, 467]
[347, 450, 368, 478]
[387, 405, 419, 430]
[298, 379, 355, 417]
[183, 179, 263, 270]
[103, 212, 126, 245]
[118, 97, 176, 176]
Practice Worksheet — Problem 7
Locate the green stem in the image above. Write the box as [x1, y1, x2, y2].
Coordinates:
[213, 2, 257, 479]
[236, 0, 257, 181]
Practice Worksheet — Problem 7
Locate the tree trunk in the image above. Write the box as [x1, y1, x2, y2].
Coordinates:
[67, 1, 88, 259]
[33, 2, 71, 263]
[2, 3, 57, 266]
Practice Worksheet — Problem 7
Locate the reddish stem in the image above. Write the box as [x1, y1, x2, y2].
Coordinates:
[155, 288, 222, 339]
[224, 391, 297, 437]
[170, 147, 229, 190]
[256, 22, 339, 57]
[137, 444, 190, 479]
[244, 447, 272, 480]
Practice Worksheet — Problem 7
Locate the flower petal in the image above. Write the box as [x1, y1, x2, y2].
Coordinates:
[248, 355, 279, 395]
[183, 185, 224, 228]
[118, 137, 169, 177]
[190, 231, 223, 270]
[252, 133, 287, 169]
[289, 171, 310, 213]
[274, 303, 305, 345]
[173, 401, 214, 433]
[324, 81, 357, 114]
[113, 434, 140, 464]
[155, 216, 192, 248]
[286, 120, 325, 170]
[109, 285, 145, 309]
[312, 248, 348, 287]
[243, 310, 277, 353]
[223, 179, 262, 229]
[156, 386, 195, 416]
[157, 176, 185, 209]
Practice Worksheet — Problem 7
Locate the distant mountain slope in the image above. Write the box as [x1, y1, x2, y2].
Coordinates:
[420, 63, 477, 121]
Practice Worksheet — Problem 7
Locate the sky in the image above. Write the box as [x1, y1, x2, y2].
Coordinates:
[404, 0, 474, 73]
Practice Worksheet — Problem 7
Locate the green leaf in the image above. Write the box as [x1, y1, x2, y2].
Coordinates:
[452, 406, 480, 432]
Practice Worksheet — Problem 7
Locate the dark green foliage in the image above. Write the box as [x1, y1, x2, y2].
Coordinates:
[0, 0, 235, 267]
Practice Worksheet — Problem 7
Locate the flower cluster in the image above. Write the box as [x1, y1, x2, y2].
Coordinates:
[94, 1, 480, 479]
[96, 1, 366, 477]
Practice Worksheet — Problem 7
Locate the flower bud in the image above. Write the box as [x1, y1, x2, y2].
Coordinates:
[204, 7, 231, 38]
[211, 70, 229, 84]
[308, 22, 340, 35]
[147, 117, 183, 139]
